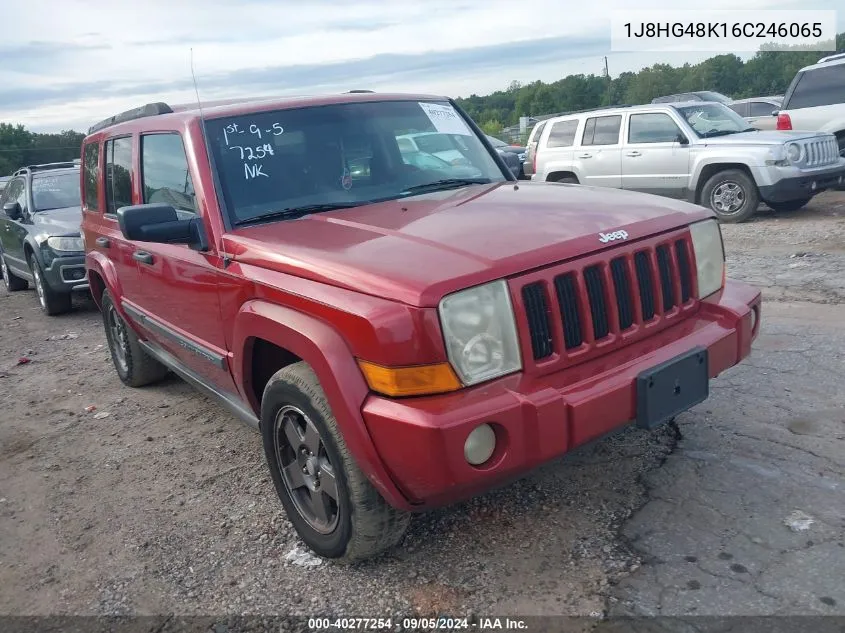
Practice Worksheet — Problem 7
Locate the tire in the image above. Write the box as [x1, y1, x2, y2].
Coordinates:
[1, 253, 28, 291]
[700, 169, 760, 223]
[768, 198, 810, 213]
[549, 175, 578, 184]
[29, 255, 71, 315]
[101, 290, 169, 387]
[261, 362, 410, 562]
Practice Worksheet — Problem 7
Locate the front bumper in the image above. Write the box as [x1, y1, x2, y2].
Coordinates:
[759, 164, 845, 203]
[362, 279, 761, 510]
[42, 254, 89, 292]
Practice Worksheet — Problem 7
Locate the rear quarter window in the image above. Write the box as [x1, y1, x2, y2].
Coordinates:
[82, 142, 100, 210]
[546, 120, 579, 148]
[785, 65, 845, 110]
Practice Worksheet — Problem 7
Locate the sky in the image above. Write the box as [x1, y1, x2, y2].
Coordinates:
[0, 0, 841, 133]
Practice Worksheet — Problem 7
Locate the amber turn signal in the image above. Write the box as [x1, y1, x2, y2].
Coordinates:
[357, 360, 462, 397]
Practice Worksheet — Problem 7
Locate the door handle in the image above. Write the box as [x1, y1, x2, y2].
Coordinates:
[577, 153, 593, 159]
[626, 151, 642, 157]
[95, 237, 110, 248]
[133, 251, 154, 265]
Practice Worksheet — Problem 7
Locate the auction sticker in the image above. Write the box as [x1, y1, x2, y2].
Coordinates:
[418, 102, 473, 136]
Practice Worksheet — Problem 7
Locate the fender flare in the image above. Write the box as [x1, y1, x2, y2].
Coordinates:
[85, 251, 124, 313]
[232, 300, 412, 510]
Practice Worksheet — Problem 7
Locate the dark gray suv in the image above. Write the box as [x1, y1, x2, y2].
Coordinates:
[0, 161, 87, 315]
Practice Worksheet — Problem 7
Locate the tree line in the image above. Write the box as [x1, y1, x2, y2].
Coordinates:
[0, 124, 85, 177]
[458, 33, 845, 139]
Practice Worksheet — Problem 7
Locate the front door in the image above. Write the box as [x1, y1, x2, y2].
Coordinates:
[575, 114, 623, 189]
[0, 177, 31, 276]
[128, 132, 235, 395]
[621, 112, 691, 198]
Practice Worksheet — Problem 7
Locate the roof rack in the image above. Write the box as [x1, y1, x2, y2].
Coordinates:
[553, 104, 634, 117]
[346, 89, 375, 93]
[817, 52, 845, 63]
[88, 102, 173, 135]
[13, 161, 80, 176]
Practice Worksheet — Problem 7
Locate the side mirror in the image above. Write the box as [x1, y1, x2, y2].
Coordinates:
[116, 203, 208, 251]
[3, 202, 22, 221]
[677, 133, 690, 146]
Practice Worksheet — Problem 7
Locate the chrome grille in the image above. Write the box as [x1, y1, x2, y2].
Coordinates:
[802, 137, 838, 167]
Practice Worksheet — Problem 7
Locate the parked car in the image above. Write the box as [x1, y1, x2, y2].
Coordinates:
[728, 96, 783, 130]
[395, 131, 470, 165]
[774, 55, 845, 157]
[82, 93, 761, 562]
[0, 161, 88, 314]
[522, 119, 549, 179]
[485, 135, 526, 178]
[531, 102, 845, 222]
[652, 91, 733, 105]
[401, 150, 483, 179]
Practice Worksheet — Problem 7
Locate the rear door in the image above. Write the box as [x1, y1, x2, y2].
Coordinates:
[621, 111, 691, 198]
[782, 64, 845, 133]
[129, 132, 234, 394]
[575, 115, 623, 188]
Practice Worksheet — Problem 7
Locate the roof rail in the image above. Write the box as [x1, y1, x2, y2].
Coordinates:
[88, 102, 173, 135]
[554, 104, 634, 117]
[817, 52, 845, 63]
[13, 161, 80, 176]
[346, 89, 374, 93]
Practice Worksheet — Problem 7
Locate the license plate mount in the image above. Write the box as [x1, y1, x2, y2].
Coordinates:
[636, 346, 709, 430]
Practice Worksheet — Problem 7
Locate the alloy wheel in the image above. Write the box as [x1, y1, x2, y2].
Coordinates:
[1, 257, 8, 289]
[106, 304, 130, 373]
[32, 266, 46, 309]
[272, 405, 340, 534]
[711, 181, 745, 216]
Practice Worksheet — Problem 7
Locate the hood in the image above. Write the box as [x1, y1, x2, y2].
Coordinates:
[32, 206, 83, 236]
[698, 130, 831, 146]
[224, 182, 712, 307]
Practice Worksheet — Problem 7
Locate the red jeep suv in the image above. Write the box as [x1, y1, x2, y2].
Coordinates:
[80, 93, 762, 561]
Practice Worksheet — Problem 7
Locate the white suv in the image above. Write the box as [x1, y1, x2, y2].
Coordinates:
[531, 102, 845, 223]
[775, 55, 845, 157]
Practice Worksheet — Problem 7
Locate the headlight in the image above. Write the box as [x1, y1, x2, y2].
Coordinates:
[786, 142, 802, 163]
[689, 219, 725, 299]
[439, 280, 522, 385]
[47, 236, 84, 253]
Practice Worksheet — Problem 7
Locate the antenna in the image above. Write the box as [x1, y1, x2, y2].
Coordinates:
[190, 47, 205, 121]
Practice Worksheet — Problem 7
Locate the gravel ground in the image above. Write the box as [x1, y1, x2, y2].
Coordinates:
[1, 192, 844, 625]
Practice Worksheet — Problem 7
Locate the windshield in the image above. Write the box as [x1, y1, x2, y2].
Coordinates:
[205, 100, 506, 224]
[674, 103, 753, 138]
[32, 172, 80, 211]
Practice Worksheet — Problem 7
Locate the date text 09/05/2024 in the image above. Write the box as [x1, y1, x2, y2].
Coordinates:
[307, 617, 530, 630]
[623, 21, 823, 38]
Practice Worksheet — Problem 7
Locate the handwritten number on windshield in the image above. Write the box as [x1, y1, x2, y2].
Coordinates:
[222, 120, 284, 180]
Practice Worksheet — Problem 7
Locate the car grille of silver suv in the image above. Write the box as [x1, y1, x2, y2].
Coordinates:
[803, 137, 839, 168]
[515, 228, 698, 371]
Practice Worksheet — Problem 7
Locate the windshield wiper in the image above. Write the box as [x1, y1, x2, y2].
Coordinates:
[236, 202, 363, 226]
[400, 178, 491, 196]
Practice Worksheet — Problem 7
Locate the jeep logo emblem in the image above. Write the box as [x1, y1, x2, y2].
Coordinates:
[599, 230, 629, 243]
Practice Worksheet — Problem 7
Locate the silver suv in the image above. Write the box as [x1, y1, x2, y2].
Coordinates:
[531, 102, 845, 223]
[775, 55, 845, 156]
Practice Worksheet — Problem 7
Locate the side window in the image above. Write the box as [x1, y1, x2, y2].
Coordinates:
[546, 120, 579, 148]
[787, 66, 845, 109]
[530, 121, 546, 145]
[2, 178, 25, 212]
[141, 134, 197, 215]
[728, 102, 749, 117]
[628, 113, 682, 144]
[82, 142, 100, 211]
[749, 101, 777, 117]
[105, 137, 133, 215]
[583, 116, 621, 146]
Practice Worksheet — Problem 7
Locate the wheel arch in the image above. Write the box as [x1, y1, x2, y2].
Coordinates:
[233, 300, 411, 510]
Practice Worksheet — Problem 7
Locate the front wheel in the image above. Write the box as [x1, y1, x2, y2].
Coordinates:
[701, 169, 760, 223]
[29, 256, 71, 315]
[768, 198, 811, 213]
[261, 362, 410, 562]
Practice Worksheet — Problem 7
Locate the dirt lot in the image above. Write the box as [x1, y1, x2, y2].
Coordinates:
[1, 193, 844, 623]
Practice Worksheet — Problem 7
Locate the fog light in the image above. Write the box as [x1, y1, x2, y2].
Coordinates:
[464, 424, 496, 466]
